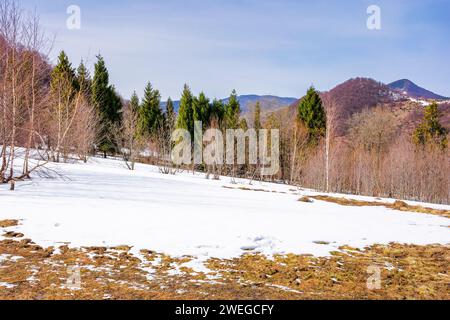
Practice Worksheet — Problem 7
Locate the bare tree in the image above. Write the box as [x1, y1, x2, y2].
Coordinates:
[47, 72, 82, 163]
[0, 1, 53, 186]
[21, 10, 52, 176]
[0, 0, 23, 182]
[114, 101, 143, 170]
[73, 94, 98, 162]
[155, 115, 180, 175]
[323, 94, 338, 192]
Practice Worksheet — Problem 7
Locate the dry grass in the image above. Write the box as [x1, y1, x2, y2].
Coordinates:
[0, 220, 19, 228]
[298, 196, 313, 203]
[310, 195, 450, 218]
[0, 234, 448, 300]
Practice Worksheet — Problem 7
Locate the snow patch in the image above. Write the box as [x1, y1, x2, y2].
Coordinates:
[0, 156, 449, 267]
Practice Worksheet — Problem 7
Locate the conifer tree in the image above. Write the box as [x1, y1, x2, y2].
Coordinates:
[138, 82, 162, 137]
[130, 91, 140, 113]
[193, 92, 210, 128]
[176, 84, 194, 135]
[298, 86, 326, 140]
[91, 55, 109, 109]
[413, 102, 448, 149]
[107, 86, 122, 125]
[51, 51, 78, 94]
[76, 60, 91, 96]
[210, 99, 225, 126]
[92, 55, 122, 156]
[224, 89, 240, 129]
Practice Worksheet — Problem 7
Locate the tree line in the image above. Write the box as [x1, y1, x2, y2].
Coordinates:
[1, 0, 448, 203]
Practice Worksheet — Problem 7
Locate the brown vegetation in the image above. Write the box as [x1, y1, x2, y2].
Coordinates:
[310, 195, 450, 218]
[0, 234, 448, 300]
[0, 219, 18, 228]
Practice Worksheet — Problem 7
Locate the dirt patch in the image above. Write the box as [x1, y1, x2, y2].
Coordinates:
[310, 195, 450, 218]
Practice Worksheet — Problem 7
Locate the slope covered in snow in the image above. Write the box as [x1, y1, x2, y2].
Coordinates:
[1, 157, 449, 263]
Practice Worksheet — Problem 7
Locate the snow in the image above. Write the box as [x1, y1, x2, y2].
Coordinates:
[0, 157, 449, 267]
[408, 97, 431, 106]
[0, 282, 16, 289]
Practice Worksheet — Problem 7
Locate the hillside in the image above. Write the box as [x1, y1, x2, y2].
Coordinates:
[279, 78, 403, 134]
[276, 77, 450, 136]
[389, 79, 449, 100]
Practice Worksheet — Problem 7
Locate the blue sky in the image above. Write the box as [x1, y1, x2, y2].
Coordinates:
[21, 0, 450, 100]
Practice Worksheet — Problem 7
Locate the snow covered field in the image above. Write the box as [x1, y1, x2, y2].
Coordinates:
[1, 157, 449, 265]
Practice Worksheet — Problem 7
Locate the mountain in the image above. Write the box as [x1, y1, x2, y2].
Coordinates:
[160, 100, 180, 112]
[222, 95, 297, 114]
[282, 78, 403, 134]
[277, 77, 450, 136]
[388, 79, 448, 100]
[161, 95, 297, 115]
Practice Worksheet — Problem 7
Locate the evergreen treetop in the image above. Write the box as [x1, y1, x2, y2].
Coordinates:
[91, 55, 122, 155]
[225, 89, 240, 129]
[137, 82, 162, 137]
[76, 60, 91, 95]
[51, 50, 78, 93]
[176, 84, 194, 135]
[129, 92, 140, 113]
[193, 92, 210, 128]
[298, 86, 326, 139]
[91, 55, 110, 109]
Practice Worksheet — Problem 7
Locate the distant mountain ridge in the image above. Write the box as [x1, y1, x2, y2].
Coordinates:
[161, 94, 297, 114]
[388, 79, 448, 100]
[222, 95, 297, 114]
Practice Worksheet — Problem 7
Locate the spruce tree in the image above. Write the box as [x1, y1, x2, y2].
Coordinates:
[224, 89, 240, 129]
[176, 84, 194, 135]
[210, 99, 225, 126]
[51, 51, 78, 94]
[193, 92, 210, 129]
[130, 92, 140, 113]
[138, 82, 162, 137]
[298, 86, 326, 139]
[92, 55, 109, 111]
[76, 60, 91, 96]
[413, 102, 448, 149]
[92, 55, 122, 155]
[107, 86, 122, 125]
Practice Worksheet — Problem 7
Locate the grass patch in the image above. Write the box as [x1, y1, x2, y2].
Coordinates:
[0, 220, 19, 228]
[298, 196, 313, 203]
[0, 231, 449, 300]
[311, 195, 450, 218]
